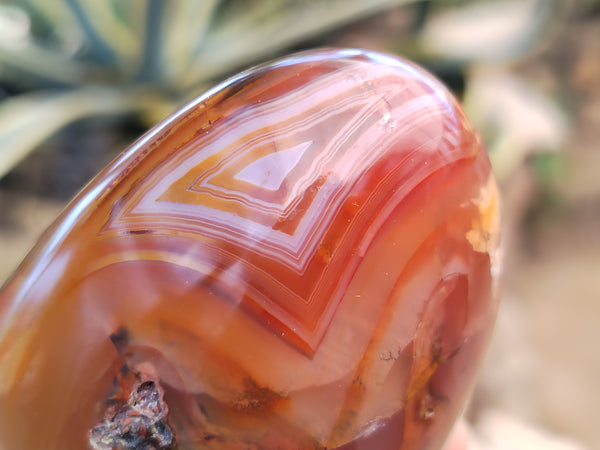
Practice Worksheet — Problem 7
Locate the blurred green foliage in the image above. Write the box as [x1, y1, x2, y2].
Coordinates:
[0, 0, 565, 184]
[0, 0, 419, 179]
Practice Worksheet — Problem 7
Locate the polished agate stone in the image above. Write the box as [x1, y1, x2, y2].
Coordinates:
[0, 49, 501, 449]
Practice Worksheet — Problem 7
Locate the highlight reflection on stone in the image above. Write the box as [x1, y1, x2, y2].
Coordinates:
[0, 49, 501, 449]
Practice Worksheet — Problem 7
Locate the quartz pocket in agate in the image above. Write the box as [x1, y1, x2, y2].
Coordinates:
[0, 49, 501, 449]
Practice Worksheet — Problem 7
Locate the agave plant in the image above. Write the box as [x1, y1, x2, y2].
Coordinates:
[0, 0, 430, 180]
[0, 0, 562, 182]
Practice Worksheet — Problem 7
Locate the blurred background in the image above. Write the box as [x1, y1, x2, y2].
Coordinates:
[0, 0, 597, 448]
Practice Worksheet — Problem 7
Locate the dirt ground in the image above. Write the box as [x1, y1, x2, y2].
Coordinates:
[478, 7, 600, 447]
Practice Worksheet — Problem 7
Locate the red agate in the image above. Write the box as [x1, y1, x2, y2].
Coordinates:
[0, 49, 501, 449]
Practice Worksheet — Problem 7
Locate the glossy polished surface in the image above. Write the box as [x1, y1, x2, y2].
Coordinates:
[0, 49, 500, 449]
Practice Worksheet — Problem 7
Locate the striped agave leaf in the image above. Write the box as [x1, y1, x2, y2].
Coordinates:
[0, 0, 560, 179]
[0, 0, 417, 178]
